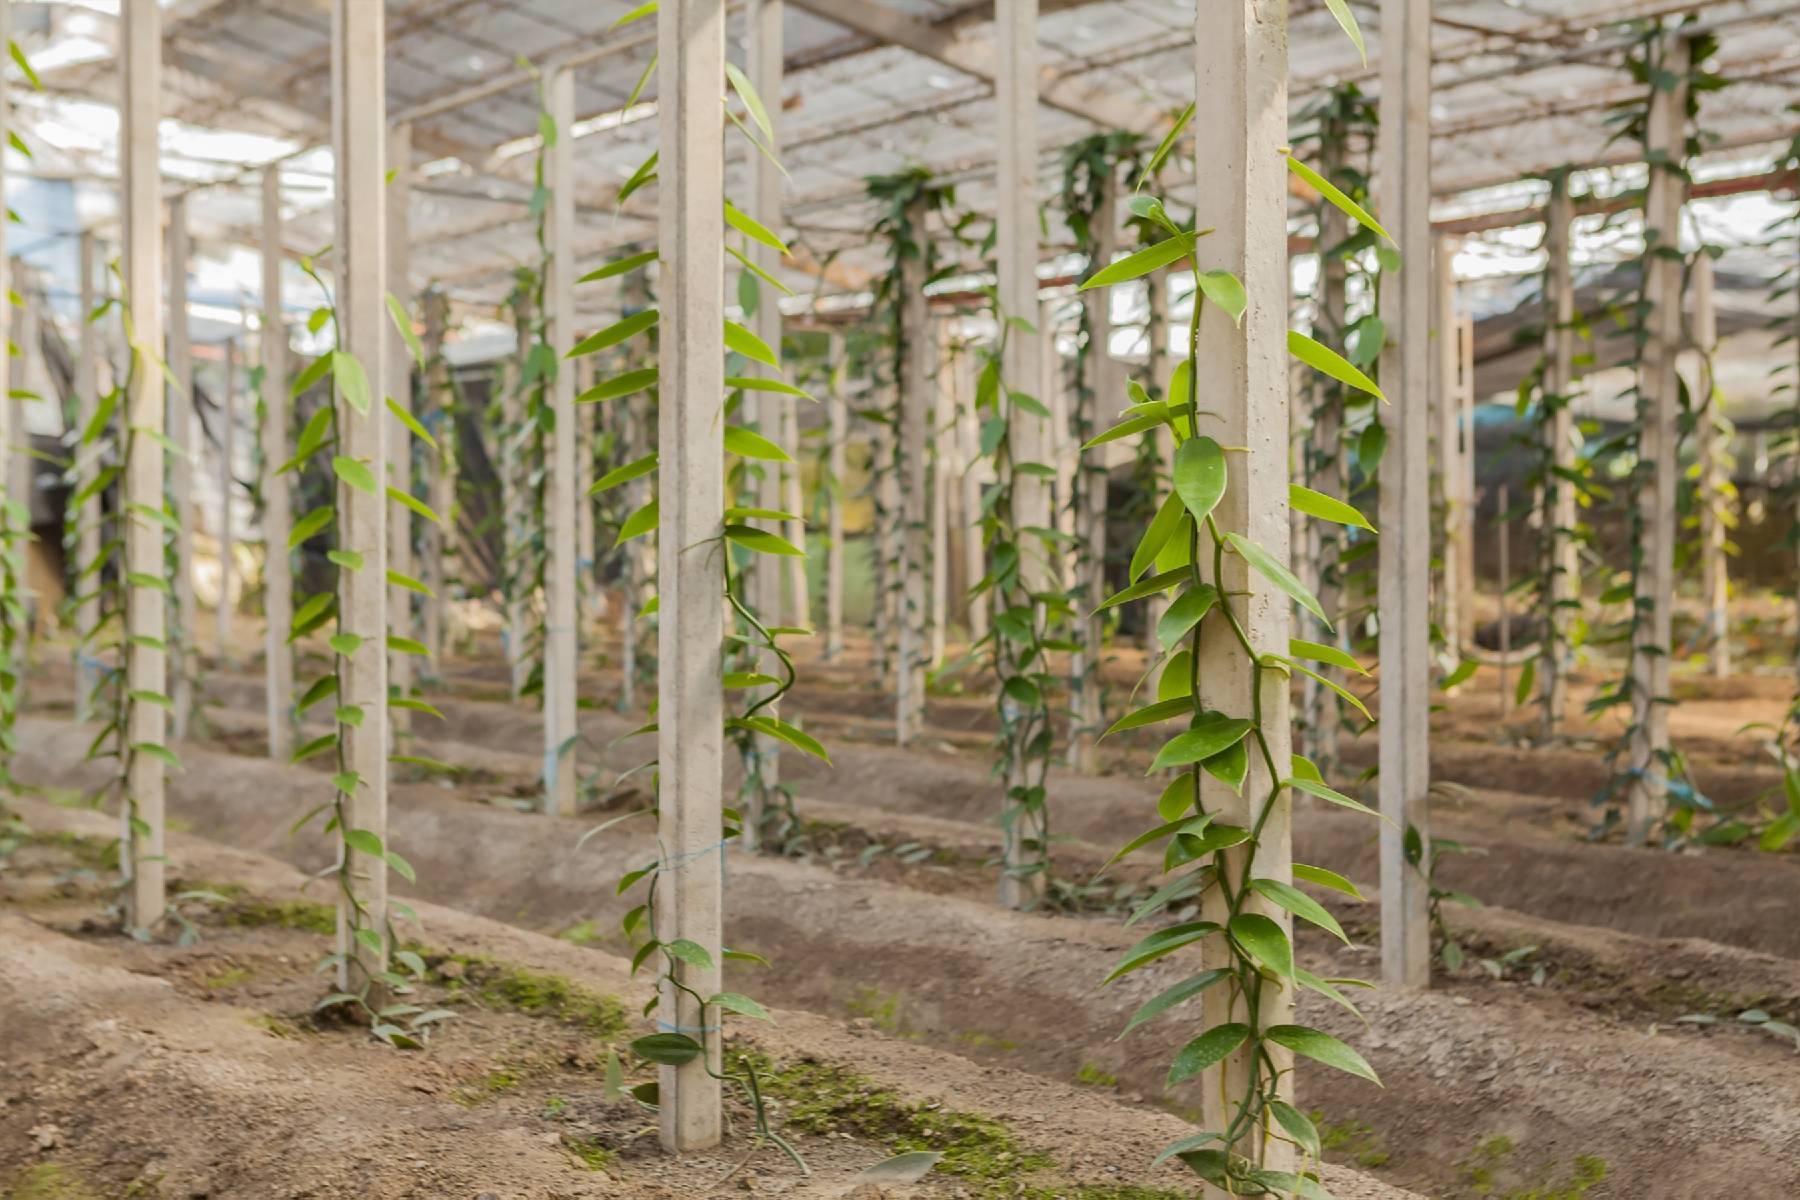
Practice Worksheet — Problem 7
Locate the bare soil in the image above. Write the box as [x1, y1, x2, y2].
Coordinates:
[7, 627, 1799, 1199]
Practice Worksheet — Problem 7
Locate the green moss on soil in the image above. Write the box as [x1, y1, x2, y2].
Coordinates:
[204, 966, 253, 989]
[6, 1163, 101, 1200]
[221, 895, 337, 937]
[740, 1049, 1054, 1192]
[433, 955, 629, 1038]
[23, 829, 118, 873]
[563, 1134, 617, 1170]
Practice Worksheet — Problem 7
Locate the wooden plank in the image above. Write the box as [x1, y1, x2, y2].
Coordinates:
[657, 0, 726, 1151]
[261, 169, 295, 761]
[1378, 0, 1434, 990]
[121, 0, 167, 934]
[543, 68, 579, 817]
[1193, 0, 1295, 1175]
[1626, 35, 1690, 842]
[331, 0, 390, 989]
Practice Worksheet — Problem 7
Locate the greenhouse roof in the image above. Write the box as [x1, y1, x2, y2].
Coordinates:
[11, 0, 1800, 318]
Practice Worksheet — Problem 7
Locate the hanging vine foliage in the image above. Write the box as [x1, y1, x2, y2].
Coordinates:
[1078, 76, 1392, 1190]
[575, 3, 818, 1160]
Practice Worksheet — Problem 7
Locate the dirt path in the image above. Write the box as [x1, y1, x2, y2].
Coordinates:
[11, 725, 1800, 1198]
[1, 794, 1410, 1200]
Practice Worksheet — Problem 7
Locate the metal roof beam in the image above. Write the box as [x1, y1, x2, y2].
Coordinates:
[786, 0, 1170, 135]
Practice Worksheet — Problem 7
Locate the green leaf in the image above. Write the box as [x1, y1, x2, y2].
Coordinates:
[1228, 911, 1294, 980]
[1157, 649, 1193, 703]
[387, 569, 433, 595]
[569, 309, 658, 358]
[1269, 1100, 1322, 1161]
[389, 635, 429, 656]
[1288, 637, 1366, 676]
[1290, 483, 1374, 531]
[1288, 330, 1384, 402]
[1157, 583, 1220, 651]
[632, 1032, 702, 1065]
[1264, 1023, 1380, 1084]
[664, 938, 715, 969]
[1149, 713, 1253, 773]
[1195, 270, 1247, 325]
[386, 394, 436, 451]
[1288, 776, 1382, 819]
[723, 424, 792, 462]
[1081, 412, 1164, 450]
[1293, 863, 1365, 900]
[578, 249, 658, 284]
[326, 549, 364, 572]
[333, 350, 373, 414]
[1250, 877, 1349, 944]
[1285, 659, 1372, 721]
[1102, 696, 1193, 738]
[1288, 154, 1387, 240]
[1119, 969, 1230, 1038]
[343, 828, 385, 857]
[616, 499, 658, 545]
[1081, 234, 1193, 290]
[723, 523, 804, 556]
[707, 991, 772, 1022]
[1173, 435, 1226, 524]
[592, 452, 658, 494]
[1130, 493, 1185, 582]
[579, 367, 659, 404]
[723, 199, 787, 255]
[1096, 567, 1185, 612]
[1167, 1022, 1250, 1086]
[332, 454, 378, 496]
[723, 320, 778, 367]
[733, 715, 830, 763]
[385, 293, 425, 369]
[725, 375, 811, 397]
[387, 485, 442, 527]
[1102, 920, 1221, 984]
[329, 633, 364, 657]
[723, 62, 776, 148]
[1224, 531, 1327, 626]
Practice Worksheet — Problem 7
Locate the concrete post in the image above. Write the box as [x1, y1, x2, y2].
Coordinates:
[657, 0, 726, 1150]
[217, 333, 236, 666]
[1070, 170, 1119, 774]
[419, 289, 452, 669]
[1625, 36, 1690, 843]
[386, 122, 415, 735]
[1540, 175, 1578, 741]
[1434, 235, 1463, 662]
[824, 332, 846, 659]
[1378, 0, 1434, 990]
[1194, 0, 1295, 1177]
[121, 0, 166, 933]
[167, 198, 196, 737]
[541, 68, 580, 817]
[996, 0, 1048, 912]
[896, 192, 931, 746]
[929, 319, 951, 667]
[503, 289, 533, 699]
[742, 0, 786, 839]
[260, 170, 295, 760]
[1693, 251, 1729, 678]
[331, 0, 390, 989]
[73, 230, 102, 721]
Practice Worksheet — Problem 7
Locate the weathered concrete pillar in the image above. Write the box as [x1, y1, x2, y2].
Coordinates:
[217, 332, 237, 666]
[121, 0, 167, 933]
[386, 121, 415, 737]
[330, 0, 391, 989]
[1539, 174, 1578, 741]
[896, 192, 931, 746]
[656, 0, 726, 1150]
[1434, 235, 1463, 662]
[1692, 251, 1729, 678]
[1070, 169, 1119, 774]
[1378, 0, 1434, 990]
[1194, 0, 1295, 1178]
[72, 230, 103, 721]
[996, 0, 1048, 912]
[1625, 35, 1690, 843]
[543, 68, 579, 817]
[824, 332, 847, 660]
[419, 289, 452, 670]
[167, 197, 196, 738]
[260, 169, 295, 761]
